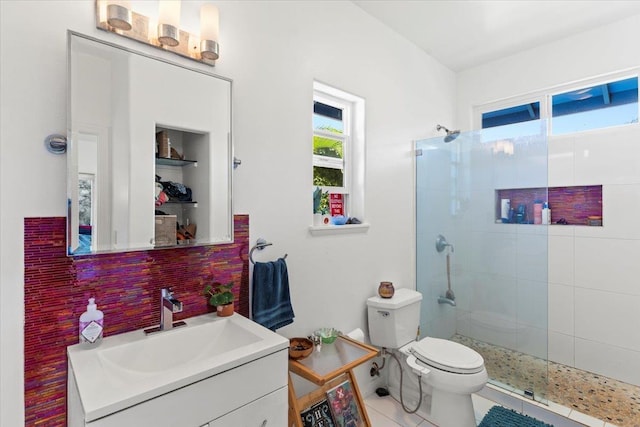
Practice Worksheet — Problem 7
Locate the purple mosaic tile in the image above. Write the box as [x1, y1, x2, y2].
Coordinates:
[24, 215, 250, 426]
[548, 185, 603, 226]
[496, 185, 602, 226]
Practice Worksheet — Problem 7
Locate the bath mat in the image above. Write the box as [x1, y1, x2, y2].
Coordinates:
[479, 405, 554, 427]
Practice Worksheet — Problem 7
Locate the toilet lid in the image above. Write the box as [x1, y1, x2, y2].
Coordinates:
[411, 337, 485, 374]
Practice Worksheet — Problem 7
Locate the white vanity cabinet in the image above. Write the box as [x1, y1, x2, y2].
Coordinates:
[67, 314, 289, 427]
[207, 387, 288, 427]
[69, 349, 287, 427]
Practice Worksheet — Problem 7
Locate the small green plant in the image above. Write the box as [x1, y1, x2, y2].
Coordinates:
[205, 282, 234, 306]
[313, 187, 329, 214]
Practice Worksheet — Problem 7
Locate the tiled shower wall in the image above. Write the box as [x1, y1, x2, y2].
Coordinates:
[24, 215, 250, 426]
[547, 126, 640, 388]
[419, 124, 640, 389]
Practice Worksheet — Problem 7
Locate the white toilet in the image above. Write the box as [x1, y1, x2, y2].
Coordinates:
[367, 288, 488, 427]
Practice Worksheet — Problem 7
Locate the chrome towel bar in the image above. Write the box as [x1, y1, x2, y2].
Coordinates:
[249, 238, 287, 264]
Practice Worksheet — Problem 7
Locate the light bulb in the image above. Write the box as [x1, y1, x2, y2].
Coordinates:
[106, 0, 132, 31]
[158, 0, 181, 46]
[200, 4, 219, 60]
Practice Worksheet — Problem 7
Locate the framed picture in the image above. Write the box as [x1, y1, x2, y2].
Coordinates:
[326, 380, 365, 427]
[300, 398, 337, 427]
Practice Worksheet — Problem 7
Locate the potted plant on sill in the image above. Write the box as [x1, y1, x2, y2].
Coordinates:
[313, 187, 329, 226]
[205, 282, 235, 317]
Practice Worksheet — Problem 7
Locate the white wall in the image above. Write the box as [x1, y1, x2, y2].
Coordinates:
[457, 14, 640, 386]
[0, 1, 455, 424]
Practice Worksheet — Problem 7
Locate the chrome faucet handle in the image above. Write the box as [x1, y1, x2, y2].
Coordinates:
[435, 234, 454, 253]
[172, 299, 183, 313]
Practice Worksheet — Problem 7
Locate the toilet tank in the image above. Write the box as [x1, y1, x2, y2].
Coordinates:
[367, 288, 422, 349]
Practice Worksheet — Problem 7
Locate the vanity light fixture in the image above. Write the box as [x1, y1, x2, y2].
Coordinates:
[105, 0, 132, 31]
[199, 4, 220, 61]
[96, 0, 221, 66]
[157, 0, 181, 47]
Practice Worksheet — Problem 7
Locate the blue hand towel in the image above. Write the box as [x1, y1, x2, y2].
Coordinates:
[252, 258, 295, 331]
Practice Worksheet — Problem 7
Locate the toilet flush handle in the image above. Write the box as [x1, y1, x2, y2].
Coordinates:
[406, 354, 431, 377]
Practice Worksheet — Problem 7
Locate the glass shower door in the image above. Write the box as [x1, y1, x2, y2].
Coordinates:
[415, 122, 549, 402]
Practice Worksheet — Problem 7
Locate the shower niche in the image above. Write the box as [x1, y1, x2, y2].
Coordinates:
[495, 185, 603, 226]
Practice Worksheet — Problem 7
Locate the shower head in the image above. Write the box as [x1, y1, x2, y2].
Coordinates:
[436, 124, 460, 143]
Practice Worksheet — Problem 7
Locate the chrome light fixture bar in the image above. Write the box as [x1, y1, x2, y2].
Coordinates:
[95, 0, 220, 66]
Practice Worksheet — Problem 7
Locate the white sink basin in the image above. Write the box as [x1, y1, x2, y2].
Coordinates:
[99, 317, 260, 374]
[68, 313, 288, 422]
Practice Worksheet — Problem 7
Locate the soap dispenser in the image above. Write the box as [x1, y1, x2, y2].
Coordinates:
[79, 298, 104, 346]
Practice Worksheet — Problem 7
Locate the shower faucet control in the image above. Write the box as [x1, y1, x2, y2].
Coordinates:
[435, 234, 454, 253]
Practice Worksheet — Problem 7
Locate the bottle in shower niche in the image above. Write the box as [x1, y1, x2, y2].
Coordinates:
[500, 199, 511, 223]
[542, 202, 551, 225]
[79, 298, 104, 346]
[533, 201, 543, 225]
[542, 202, 550, 225]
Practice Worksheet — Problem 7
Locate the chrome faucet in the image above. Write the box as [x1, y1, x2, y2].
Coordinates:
[145, 288, 186, 334]
[161, 288, 183, 330]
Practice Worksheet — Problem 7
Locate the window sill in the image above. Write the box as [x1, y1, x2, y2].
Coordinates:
[308, 223, 370, 236]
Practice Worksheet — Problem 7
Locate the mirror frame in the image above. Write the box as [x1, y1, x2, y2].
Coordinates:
[67, 31, 233, 256]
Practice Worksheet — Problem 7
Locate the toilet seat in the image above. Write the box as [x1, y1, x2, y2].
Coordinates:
[412, 337, 484, 374]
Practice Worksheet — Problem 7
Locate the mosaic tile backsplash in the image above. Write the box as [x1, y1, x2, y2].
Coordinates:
[24, 215, 250, 426]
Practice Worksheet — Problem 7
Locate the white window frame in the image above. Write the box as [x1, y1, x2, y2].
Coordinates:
[311, 81, 367, 234]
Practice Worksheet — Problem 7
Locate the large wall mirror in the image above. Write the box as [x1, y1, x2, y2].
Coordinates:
[67, 32, 233, 256]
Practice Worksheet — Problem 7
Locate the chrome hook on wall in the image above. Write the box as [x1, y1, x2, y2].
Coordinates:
[45, 134, 67, 154]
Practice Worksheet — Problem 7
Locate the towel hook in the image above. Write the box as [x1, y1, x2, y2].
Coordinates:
[249, 238, 287, 264]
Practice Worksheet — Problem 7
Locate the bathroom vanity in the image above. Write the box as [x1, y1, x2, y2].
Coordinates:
[67, 313, 289, 427]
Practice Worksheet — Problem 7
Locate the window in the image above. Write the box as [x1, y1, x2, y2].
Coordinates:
[477, 74, 639, 135]
[551, 77, 638, 135]
[312, 82, 365, 229]
[313, 98, 347, 191]
[482, 102, 540, 129]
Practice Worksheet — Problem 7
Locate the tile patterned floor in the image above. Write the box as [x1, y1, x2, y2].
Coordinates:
[365, 390, 622, 427]
[452, 334, 640, 427]
[364, 392, 544, 427]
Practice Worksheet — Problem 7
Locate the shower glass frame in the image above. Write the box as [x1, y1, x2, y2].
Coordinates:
[415, 120, 549, 403]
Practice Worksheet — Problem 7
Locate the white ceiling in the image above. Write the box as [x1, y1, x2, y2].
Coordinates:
[352, 0, 640, 72]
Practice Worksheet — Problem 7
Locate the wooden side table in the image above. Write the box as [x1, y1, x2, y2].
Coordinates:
[288, 335, 379, 427]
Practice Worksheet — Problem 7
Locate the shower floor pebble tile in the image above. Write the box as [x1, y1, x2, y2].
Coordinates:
[453, 335, 640, 427]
